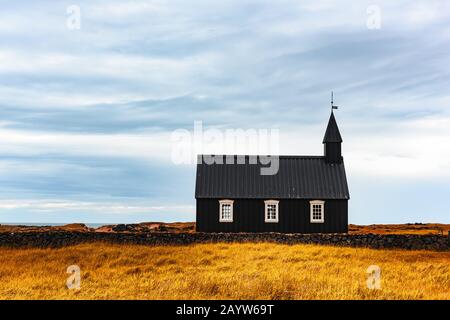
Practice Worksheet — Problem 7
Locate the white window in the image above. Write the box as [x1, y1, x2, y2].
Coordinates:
[310, 200, 325, 223]
[264, 200, 279, 223]
[219, 200, 234, 222]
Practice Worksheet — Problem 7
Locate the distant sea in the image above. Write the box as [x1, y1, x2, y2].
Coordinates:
[0, 222, 107, 228]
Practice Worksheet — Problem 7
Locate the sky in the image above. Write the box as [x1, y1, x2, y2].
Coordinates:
[0, 0, 449, 224]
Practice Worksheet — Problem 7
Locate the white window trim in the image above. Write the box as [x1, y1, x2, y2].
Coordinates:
[219, 199, 234, 222]
[310, 200, 325, 223]
[264, 200, 279, 223]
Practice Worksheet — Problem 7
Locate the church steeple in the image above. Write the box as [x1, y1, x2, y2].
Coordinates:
[323, 111, 343, 143]
[323, 110, 343, 164]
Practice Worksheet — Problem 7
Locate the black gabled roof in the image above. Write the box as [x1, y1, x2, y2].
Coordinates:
[195, 155, 349, 200]
[323, 112, 343, 143]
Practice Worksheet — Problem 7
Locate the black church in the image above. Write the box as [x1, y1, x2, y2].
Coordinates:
[195, 109, 350, 233]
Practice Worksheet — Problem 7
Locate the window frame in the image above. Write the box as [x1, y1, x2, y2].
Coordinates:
[310, 200, 325, 223]
[264, 200, 279, 223]
[219, 199, 234, 222]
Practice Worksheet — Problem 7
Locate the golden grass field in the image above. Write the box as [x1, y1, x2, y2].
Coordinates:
[0, 242, 448, 300]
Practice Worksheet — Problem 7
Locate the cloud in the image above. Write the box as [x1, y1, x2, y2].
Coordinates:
[0, 0, 449, 223]
[0, 199, 194, 215]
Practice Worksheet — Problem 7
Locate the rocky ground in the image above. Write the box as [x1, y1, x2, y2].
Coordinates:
[0, 223, 448, 251]
[0, 222, 196, 233]
[349, 223, 450, 236]
[0, 222, 448, 235]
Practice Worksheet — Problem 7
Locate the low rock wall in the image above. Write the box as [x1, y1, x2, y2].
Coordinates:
[0, 231, 449, 251]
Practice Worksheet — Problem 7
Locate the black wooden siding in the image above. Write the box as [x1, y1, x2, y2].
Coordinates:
[196, 198, 348, 233]
[324, 143, 342, 163]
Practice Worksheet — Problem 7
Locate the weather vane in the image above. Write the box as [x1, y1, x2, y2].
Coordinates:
[331, 91, 339, 111]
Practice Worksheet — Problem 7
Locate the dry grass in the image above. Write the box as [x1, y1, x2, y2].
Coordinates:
[0, 242, 448, 300]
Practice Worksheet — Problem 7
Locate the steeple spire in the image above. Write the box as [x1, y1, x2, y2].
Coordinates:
[323, 111, 343, 143]
[323, 94, 343, 163]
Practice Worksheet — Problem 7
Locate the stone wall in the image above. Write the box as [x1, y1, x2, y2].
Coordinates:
[0, 231, 449, 251]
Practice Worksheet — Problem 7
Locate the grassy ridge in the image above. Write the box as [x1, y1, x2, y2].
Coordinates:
[0, 243, 448, 300]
